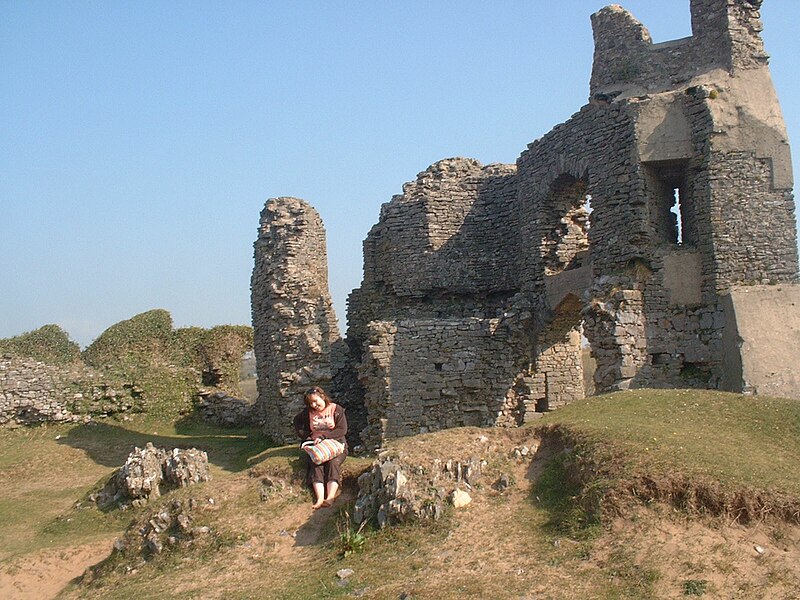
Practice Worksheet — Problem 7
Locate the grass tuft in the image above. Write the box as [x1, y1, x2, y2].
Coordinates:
[335, 511, 368, 557]
[682, 578, 709, 595]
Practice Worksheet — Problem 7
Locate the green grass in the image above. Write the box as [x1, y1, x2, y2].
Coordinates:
[532, 451, 603, 539]
[682, 579, 709, 596]
[538, 389, 800, 496]
[0, 415, 272, 560]
[6, 387, 800, 599]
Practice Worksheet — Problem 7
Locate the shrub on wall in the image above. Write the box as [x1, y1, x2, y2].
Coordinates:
[82, 309, 175, 368]
[175, 324, 253, 395]
[0, 324, 81, 365]
[2, 310, 254, 423]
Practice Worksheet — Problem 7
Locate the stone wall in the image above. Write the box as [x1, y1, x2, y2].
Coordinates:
[251, 197, 343, 443]
[590, 0, 768, 98]
[0, 356, 141, 426]
[357, 317, 529, 448]
[252, 0, 799, 450]
[720, 285, 800, 398]
[342, 159, 531, 446]
[514, 0, 797, 396]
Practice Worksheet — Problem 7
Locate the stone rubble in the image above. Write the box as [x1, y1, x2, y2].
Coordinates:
[111, 498, 212, 558]
[353, 453, 483, 527]
[95, 443, 210, 508]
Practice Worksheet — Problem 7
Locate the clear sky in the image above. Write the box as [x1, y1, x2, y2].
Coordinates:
[2, 0, 799, 348]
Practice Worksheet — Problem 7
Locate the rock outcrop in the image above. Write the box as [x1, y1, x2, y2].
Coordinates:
[95, 443, 210, 508]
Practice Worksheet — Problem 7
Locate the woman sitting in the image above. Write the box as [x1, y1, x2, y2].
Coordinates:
[293, 386, 348, 509]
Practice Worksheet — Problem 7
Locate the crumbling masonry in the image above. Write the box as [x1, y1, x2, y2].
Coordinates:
[253, 0, 800, 448]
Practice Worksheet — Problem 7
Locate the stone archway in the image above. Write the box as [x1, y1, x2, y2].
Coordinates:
[530, 173, 594, 412]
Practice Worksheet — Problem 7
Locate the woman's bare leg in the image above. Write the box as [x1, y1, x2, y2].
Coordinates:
[311, 481, 325, 508]
[322, 481, 340, 506]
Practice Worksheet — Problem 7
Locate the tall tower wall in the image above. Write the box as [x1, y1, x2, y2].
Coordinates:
[251, 197, 341, 443]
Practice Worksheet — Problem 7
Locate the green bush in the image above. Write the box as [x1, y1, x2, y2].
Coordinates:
[175, 325, 253, 394]
[83, 309, 175, 368]
[0, 324, 81, 365]
[336, 512, 368, 557]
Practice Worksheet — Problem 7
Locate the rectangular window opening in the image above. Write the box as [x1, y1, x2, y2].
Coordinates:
[643, 160, 692, 247]
[671, 187, 683, 245]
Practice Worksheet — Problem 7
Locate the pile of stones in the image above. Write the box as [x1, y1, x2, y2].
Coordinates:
[136, 498, 212, 555]
[353, 453, 484, 527]
[94, 442, 210, 509]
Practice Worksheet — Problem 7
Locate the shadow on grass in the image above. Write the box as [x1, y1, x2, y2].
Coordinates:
[57, 421, 273, 473]
[527, 444, 602, 540]
[293, 487, 360, 548]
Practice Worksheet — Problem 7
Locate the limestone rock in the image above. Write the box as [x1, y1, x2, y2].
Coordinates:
[117, 443, 166, 501]
[96, 443, 210, 508]
[450, 489, 472, 509]
[354, 453, 482, 527]
[163, 448, 210, 488]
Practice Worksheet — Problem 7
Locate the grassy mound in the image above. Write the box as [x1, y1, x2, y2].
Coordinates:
[0, 324, 81, 365]
[82, 309, 175, 368]
[3, 388, 799, 599]
[536, 389, 800, 526]
[77, 310, 254, 418]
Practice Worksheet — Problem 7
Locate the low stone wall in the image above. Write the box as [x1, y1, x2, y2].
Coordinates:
[357, 317, 530, 449]
[0, 356, 142, 427]
[0, 357, 78, 425]
[195, 390, 255, 428]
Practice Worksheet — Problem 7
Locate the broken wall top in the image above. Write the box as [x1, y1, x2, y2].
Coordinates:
[591, 0, 768, 99]
[361, 158, 519, 298]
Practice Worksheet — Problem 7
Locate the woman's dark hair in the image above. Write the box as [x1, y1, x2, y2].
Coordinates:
[303, 386, 331, 408]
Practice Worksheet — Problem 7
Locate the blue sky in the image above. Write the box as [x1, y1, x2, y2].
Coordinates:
[2, 0, 799, 347]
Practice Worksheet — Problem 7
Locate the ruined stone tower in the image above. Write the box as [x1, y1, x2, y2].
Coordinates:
[253, 0, 799, 449]
[251, 197, 341, 442]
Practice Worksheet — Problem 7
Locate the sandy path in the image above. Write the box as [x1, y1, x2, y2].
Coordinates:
[0, 537, 115, 600]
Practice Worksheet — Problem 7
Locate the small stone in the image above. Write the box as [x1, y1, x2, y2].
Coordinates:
[511, 445, 530, 459]
[450, 489, 472, 508]
[493, 474, 511, 492]
[754, 545, 766, 555]
[336, 568, 355, 579]
[176, 513, 191, 532]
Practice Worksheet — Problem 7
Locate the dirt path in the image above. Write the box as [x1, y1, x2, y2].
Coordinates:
[270, 485, 357, 557]
[0, 537, 115, 600]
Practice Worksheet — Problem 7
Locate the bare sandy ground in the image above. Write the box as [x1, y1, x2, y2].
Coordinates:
[0, 537, 115, 600]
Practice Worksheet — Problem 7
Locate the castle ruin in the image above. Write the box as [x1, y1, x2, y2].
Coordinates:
[253, 0, 800, 448]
